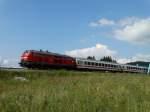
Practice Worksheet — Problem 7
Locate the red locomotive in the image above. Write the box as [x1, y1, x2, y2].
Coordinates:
[20, 50, 149, 74]
[20, 50, 76, 69]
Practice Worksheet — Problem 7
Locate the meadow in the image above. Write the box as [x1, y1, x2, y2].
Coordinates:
[0, 69, 150, 112]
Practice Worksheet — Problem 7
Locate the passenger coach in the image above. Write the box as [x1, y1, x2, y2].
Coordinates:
[75, 58, 148, 73]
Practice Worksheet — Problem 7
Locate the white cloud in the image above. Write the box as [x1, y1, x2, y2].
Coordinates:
[133, 54, 150, 62]
[117, 58, 132, 64]
[90, 17, 150, 44]
[0, 57, 20, 68]
[114, 18, 150, 44]
[117, 17, 139, 26]
[65, 43, 117, 59]
[89, 18, 115, 27]
[89, 22, 99, 27]
[66, 43, 150, 64]
[89, 17, 139, 27]
[98, 18, 115, 26]
[118, 54, 150, 64]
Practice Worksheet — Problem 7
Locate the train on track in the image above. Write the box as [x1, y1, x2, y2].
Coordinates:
[20, 50, 150, 74]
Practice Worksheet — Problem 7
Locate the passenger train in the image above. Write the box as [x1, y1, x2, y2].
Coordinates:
[20, 50, 149, 74]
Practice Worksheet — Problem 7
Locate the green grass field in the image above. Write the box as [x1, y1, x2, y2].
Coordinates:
[0, 69, 150, 112]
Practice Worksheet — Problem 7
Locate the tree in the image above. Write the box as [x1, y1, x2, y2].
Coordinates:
[100, 56, 117, 63]
[87, 56, 96, 60]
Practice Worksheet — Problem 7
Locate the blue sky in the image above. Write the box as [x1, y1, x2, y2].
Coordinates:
[0, 0, 150, 67]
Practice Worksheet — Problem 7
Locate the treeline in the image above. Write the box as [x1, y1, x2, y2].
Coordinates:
[86, 56, 150, 67]
[87, 56, 117, 63]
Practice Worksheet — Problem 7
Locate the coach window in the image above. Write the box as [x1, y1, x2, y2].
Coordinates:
[92, 62, 94, 66]
[84, 61, 87, 65]
[102, 63, 104, 67]
[77, 61, 81, 64]
[95, 63, 98, 66]
[116, 65, 118, 68]
[99, 63, 101, 67]
[143, 68, 145, 71]
[111, 65, 113, 68]
[80, 61, 84, 65]
[82, 61, 85, 65]
[77, 61, 79, 64]
[102, 64, 104, 67]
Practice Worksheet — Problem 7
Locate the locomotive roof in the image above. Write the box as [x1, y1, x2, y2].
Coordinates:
[26, 50, 74, 59]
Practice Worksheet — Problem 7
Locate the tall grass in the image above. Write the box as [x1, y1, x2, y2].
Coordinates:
[0, 69, 150, 112]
